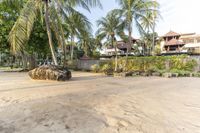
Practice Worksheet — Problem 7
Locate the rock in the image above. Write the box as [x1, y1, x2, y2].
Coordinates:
[193, 73, 200, 77]
[120, 72, 134, 77]
[152, 72, 161, 77]
[163, 73, 172, 78]
[171, 73, 179, 77]
[140, 72, 150, 77]
[132, 72, 140, 77]
[190, 73, 194, 77]
[28, 65, 71, 81]
[185, 73, 191, 77]
[113, 72, 133, 77]
[113, 73, 121, 77]
[124, 72, 133, 77]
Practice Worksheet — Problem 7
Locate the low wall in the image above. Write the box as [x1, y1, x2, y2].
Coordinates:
[77, 59, 100, 71]
[77, 56, 200, 72]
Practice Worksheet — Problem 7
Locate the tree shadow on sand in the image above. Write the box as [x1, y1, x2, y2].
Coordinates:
[0, 75, 107, 93]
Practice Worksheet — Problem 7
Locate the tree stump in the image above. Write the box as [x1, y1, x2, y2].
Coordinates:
[28, 65, 72, 81]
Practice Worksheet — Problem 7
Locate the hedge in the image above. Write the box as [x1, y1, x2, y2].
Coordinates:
[109, 55, 197, 73]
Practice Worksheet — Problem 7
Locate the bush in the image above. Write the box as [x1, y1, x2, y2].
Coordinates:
[184, 59, 197, 71]
[153, 68, 167, 75]
[194, 73, 200, 77]
[91, 51, 101, 59]
[100, 64, 113, 75]
[153, 45, 161, 55]
[116, 55, 197, 73]
[170, 69, 191, 77]
[98, 55, 197, 77]
[67, 60, 78, 70]
[91, 64, 100, 73]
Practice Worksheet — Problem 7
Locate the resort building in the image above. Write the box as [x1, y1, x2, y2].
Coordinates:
[181, 34, 200, 54]
[160, 31, 185, 54]
[160, 31, 200, 54]
[102, 37, 138, 56]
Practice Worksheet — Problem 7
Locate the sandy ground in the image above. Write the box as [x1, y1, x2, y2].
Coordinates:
[0, 72, 200, 133]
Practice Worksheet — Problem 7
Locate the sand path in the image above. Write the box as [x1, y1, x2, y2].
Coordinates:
[0, 72, 200, 133]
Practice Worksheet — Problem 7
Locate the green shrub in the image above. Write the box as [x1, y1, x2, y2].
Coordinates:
[167, 55, 197, 71]
[91, 64, 100, 73]
[99, 60, 112, 67]
[116, 55, 197, 73]
[153, 68, 167, 75]
[101, 64, 113, 75]
[91, 51, 101, 59]
[170, 69, 191, 77]
[194, 73, 200, 77]
[184, 59, 197, 71]
[99, 55, 197, 76]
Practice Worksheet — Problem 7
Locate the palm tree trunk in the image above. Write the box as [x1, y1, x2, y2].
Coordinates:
[152, 25, 155, 56]
[21, 52, 27, 70]
[112, 36, 118, 72]
[127, 26, 132, 56]
[152, 5, 156, 56]
[143, 43, 146, 56]
[45, 0, 58, 65]
[125, 0, 132, 72]
[83, 41, 88, 56]
[70, 36, 74, 60]
[114, 44, 118, 72]
[125, 22, 132, 71]
[60, 26, 67, 67]
[0, 52, 2, 65]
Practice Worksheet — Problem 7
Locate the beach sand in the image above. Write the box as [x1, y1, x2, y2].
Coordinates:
[0, 72, 200, 133]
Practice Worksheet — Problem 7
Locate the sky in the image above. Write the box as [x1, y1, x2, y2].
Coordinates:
[78, 0, 200, 38]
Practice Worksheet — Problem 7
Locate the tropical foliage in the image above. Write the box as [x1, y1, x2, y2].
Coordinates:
[96, 10, 124, 71]
[6, 0, 101, 65]
[0, 0, 163, 71]
[94, 55, 197, 75]
[115, 0, 160, 60]
[0, 0, 50, 68]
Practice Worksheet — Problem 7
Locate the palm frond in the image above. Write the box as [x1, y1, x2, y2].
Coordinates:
[8, 0, 41, 53]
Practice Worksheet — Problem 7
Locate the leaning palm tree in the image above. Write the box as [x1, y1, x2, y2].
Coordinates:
[96, 11, 124, 71]
[115, 0, 160, 69]
[7, 0, 101, 65]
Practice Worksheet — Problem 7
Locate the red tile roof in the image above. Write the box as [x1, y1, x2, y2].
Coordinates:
[117, 41, 132, 50]
[163, 31, 180, 37]
[107, 37, 137, 50]
[165, 38, 185, 46]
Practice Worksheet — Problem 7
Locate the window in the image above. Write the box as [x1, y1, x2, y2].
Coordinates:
[197, 38, 200, 43]
[184, 39, 194, 44]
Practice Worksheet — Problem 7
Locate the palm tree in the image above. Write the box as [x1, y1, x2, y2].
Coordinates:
[64, 11, 92, 60]
[78, 31, 102, 57]
[6, 0, 101, 65]
[96, 11, 124, 71]
[115, 0, 159, 69]
[78, 32, 93, 57]
[140, 32, 158, 55]
[140, 9, 160, 55]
